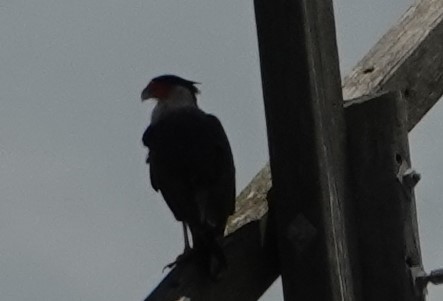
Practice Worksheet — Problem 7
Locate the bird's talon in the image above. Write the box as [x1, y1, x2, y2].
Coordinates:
[162, 250, 195, 272]
[162, 261, 177, 272]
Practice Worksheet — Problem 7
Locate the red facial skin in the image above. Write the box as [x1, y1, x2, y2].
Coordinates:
[145, 81, 172, 100]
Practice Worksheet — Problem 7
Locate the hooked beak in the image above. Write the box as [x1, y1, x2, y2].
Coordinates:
[141, 85, 152, 101]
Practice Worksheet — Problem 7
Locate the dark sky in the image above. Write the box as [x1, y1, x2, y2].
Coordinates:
[2, 0, 442, 300]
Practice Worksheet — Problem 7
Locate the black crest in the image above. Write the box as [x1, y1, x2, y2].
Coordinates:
[152, 74, 200, 95]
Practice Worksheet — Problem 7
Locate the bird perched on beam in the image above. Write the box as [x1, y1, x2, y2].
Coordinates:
[141, 74, 236, 277]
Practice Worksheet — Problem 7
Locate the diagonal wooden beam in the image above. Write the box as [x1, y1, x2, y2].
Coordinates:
[144, 220, 279, 301]
[343, 0, 443, 131]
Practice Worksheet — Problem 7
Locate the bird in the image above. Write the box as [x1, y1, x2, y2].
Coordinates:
[141, 74, 236, 277]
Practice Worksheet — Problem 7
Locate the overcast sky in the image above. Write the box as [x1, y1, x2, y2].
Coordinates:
[1, 0, 442, 300]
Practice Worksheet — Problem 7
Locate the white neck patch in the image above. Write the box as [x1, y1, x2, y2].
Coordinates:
[151, 86, 197, 124]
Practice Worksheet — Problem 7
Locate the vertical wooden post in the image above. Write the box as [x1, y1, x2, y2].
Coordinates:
[345, 92, 424, 301]
[254, 0, 356, 300]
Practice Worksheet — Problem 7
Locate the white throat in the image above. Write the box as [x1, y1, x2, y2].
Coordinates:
[151, 86, 197, 124]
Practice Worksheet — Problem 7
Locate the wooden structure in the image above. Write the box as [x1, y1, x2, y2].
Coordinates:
[144, 0, 443, 300]
[255, 0, 354, 299]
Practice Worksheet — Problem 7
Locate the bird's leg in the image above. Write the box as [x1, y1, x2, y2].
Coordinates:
[162, 223, 195, 272]
[182, 222, 191, 252]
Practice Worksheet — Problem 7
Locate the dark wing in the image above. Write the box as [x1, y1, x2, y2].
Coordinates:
[142, 119, 193, 222]
[142, 126, 159, 190]
[142, 108, 235, 228]
[198, 114, 236, 224]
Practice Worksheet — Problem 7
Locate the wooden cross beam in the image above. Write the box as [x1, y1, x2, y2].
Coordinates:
[144, 220, 279, 301]
[144, 0, 443, 300]
[343, 0, 443, 131]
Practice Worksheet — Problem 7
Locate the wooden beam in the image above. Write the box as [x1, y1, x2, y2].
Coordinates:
[343, 0, 443, 131]
[225, 163, 271, 235]
[254, 0, 355, 300]
[144, 220, 279, 301]
[345, 92, 424, 301]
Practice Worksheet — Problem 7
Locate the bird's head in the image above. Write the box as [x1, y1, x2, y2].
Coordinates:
[141, 75, 200, 103]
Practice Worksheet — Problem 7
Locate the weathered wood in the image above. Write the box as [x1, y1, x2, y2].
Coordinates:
[225, 163, 271, 235]
[254, 0, 355, 300]
[345, 92, 424, 301]
[343, 0, 443, 131]
[144, 220, 279, 301]
[226, 0, 443, 238]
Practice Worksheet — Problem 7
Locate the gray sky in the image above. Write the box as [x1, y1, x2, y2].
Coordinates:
[1, 0, 442, 300]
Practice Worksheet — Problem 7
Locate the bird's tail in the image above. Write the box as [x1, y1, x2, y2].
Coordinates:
[191, 227, 227, 279]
